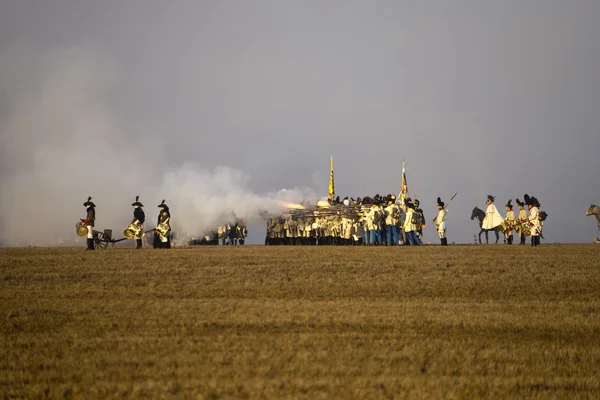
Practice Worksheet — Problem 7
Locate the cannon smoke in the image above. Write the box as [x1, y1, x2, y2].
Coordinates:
[0, 48, 315, 246]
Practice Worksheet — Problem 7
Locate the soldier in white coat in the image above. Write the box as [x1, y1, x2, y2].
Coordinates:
[524, 194, 542, 247]
[482, 195, 503, 230]
[504, 200, 515, 245]
[515, 198, 528, 245]
[435, 197, 447, 246]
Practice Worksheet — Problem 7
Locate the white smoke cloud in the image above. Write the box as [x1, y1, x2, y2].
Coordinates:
[0, 47, 315, 246]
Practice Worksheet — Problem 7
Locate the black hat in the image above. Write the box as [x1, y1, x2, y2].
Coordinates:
[516, 198, 524, 207]
[524, 194, 532, 206]
[132, 195, 144, 207]
[437, 197, 445, 208]
[414, 199, 420, 207]
[505, 199, 513, 209]
[406, 201, 415, 209]
[486, 195, 495, 203]
[531, 196, 540, 208]
[83, 196, 95, 207]
[158, 199, 169, 210]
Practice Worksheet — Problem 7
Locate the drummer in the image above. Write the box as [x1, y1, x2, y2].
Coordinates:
[504, 200, 515, 245]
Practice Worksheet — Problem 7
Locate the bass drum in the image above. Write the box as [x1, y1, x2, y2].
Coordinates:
[514, 221, 531, 236]
[76, 222, 88, 237]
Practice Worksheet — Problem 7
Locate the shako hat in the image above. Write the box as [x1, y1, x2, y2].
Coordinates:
[158, 199, 169, 210]
[437, 197, 445, 208]
[131, 195, 144, 207]
[505, 199, 513, 210]
[486, 195, 495, 203]
[83, 196, 95, 207]
[516, 198, 525, 207]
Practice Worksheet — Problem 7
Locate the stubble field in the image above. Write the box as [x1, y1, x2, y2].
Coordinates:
[1, 244, 599, 399]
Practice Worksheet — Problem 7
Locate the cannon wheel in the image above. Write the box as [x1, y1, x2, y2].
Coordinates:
[94, 232, 109, 250]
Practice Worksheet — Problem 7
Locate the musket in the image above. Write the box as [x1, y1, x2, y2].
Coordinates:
[444, 193, 458, 210]
[433, 192, 458, 224]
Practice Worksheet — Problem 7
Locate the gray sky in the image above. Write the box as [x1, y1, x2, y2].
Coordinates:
[1, 1, 600, 245]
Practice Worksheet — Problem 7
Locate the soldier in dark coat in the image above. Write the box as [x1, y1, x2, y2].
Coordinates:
[82, 196, 96, 250]
[154, 200, 171, 249]
[131, 196, 145, 249]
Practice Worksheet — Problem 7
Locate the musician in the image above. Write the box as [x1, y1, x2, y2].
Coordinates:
[504, 199, 515, 245]
[434, 197, 447, 246]
[482, 195, 503, 231]
[414, 199, 426, 244]
[131, 196, 145, 249]
[82, 196, 96, 250]
[155, 200, 171, 249]
[403, 202, 420, 246]
[524, 194, 542, 247]
[516, 198, 528, 245]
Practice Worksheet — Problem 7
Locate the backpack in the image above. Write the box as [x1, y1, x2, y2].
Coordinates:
[411, 211, 423, 225]
[539, 211, 548, 221]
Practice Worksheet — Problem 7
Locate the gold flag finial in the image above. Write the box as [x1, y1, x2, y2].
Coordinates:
[328, 156, 335, 201]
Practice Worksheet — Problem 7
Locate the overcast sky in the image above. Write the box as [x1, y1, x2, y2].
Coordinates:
[1, 0, 600, 245]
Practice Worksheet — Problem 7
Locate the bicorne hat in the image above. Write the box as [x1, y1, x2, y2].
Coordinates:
[437, 197, 445, 208]
[132, 195, 144, 207]
[524, 194, 532, 206]
[486, 195, 495, 203]
[158, 199, 169, 210]
[505, 199, 513, 210]
[83, 196, 95, 207]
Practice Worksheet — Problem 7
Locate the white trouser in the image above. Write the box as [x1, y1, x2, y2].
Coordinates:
[160, 234, 168, 243]
[87, 225, 93, 239]
[437, 229, 445, 239]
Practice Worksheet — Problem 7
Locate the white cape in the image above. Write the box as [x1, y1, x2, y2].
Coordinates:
[482, 204, 503, 229]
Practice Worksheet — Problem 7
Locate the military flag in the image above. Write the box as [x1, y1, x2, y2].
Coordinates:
[397, 161, 409, 206]
[328, 156, 335, 202]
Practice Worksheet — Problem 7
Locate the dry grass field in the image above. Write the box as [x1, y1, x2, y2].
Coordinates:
[1, 245, 599, 399]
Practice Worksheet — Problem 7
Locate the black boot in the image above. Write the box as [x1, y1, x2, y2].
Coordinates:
[520, 234, 526, 245]
[86, 238, 95, 250]
[441, 237, 447, 246]
[136, 239, 142, 249]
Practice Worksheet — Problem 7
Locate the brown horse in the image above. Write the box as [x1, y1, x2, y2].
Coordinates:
[586, 204, 600, 243]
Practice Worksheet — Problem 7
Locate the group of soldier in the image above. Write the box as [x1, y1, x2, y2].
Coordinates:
[264, 194, 450, 246]
[79, 192, 545, 248]
[484, 194, 545, 246]
[80, 195, 172, 250]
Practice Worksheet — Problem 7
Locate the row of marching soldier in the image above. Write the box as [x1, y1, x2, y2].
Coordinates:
[79, 195, 172, 250]
[264, 194, 450, 246]
[484, 194, 545, 246]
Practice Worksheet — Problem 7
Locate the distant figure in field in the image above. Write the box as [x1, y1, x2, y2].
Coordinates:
[414, 199, 426, 244]
[525, 194, 542, 247]
[434, 197, 447, 246]
[155, 200, 171, 249]
[516, 198, 528, 245]
[504, 199, 515, 245]
[131, 196, 145, 249]
[403, 201, 420, 246]
[471, 195, 503, 244]
[82, 196, 96, 250]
